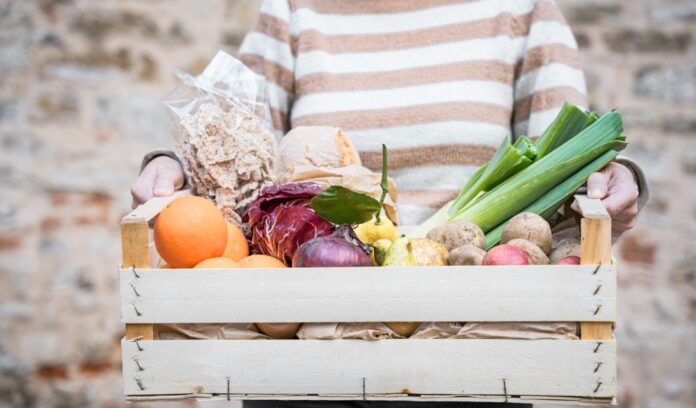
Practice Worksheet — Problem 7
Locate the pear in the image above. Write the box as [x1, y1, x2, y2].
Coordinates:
[372, 238, 393, 266]
[382, 237, 416, 266]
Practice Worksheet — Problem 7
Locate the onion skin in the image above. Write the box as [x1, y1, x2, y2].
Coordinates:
[292, 225, 373, 267]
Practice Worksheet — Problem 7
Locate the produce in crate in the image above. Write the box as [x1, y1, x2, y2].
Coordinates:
[482, 244, 531, 266]
[244, 182, 334, 265]
[412, 103, 626, 240]
[194, 257, 240, 269]
[448, 244, 486, 266]
[256, 323, 302, 339]
[555, 255, 581, 265]
[292, 226, 373, 268]
[506, 239, 549, 265]
[222, 221, 249, 261]
[153, 195, 228, 268]
[409, 239, 449, 266]
[425, 220, 485, 251]
[500, 212, 552, 254]
[239, 254, 287, 268]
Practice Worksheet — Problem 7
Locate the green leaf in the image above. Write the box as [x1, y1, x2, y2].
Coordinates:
[311, 186, 381, 225]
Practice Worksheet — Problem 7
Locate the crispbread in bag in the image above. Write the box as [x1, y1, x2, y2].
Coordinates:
[165, 50, 278, 228]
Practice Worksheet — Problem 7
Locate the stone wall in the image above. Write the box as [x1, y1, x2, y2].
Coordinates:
[0, 1, 693, 407]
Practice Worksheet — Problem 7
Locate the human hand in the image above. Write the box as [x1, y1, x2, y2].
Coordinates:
[573, 162, 639, 237]
[130, 156, 185, 208]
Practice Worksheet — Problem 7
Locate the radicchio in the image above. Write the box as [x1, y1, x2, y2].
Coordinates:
[243, 182, 334, 264]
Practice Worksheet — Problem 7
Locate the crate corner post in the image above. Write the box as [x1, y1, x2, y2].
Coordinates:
[575, 195, 613, 340]
[121, 217, 154, 341]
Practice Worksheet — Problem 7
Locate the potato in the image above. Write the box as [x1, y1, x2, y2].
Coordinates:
[449, 244, 486, 266]
[501, 212, 552, 254]
[426, 220, 485, 251]
[506, 239, 549, 265]
[410, 238, 449, 266]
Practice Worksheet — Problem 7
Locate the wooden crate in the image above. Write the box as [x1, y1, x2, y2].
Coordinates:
[119, 191, 616, 405]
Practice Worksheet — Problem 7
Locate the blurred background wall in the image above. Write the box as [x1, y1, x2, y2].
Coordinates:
[0, 0, 694, 407]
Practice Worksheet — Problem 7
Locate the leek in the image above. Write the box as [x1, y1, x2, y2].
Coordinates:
[451, 112, 625, 232]
[449, 135, 535, 215]
[534, 102, 591, 160]
[484, 149, 619, 249]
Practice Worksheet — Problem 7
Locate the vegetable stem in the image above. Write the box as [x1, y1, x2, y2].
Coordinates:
[376, 144, 389, 224]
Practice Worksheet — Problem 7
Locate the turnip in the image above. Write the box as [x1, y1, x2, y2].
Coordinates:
[482, 244, 531, 266]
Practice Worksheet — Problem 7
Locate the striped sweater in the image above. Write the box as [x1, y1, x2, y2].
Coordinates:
[237, 0, 589, 225]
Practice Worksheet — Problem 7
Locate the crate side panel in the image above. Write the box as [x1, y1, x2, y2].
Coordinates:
[120, 266, 616, 323]
[121, 339, 616, 398]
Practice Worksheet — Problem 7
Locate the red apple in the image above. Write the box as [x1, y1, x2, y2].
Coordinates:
[554, 256, 581, 265]
[482, 244, 531, 265]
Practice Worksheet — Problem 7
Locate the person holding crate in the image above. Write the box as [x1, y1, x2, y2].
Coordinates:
[131, 1, 647, 406]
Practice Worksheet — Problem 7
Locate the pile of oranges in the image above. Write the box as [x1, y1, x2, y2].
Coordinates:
[153, 196, 285, 269]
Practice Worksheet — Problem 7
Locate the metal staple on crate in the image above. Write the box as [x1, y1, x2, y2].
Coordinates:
[227, 377, 231, 401]
[594, 362, 602, 373]
[593, 304, 602, 315]
[594, 342, 602, 353]
[130, 303, 142, 317]
[502, 379, 509, 403]
[131, 266, 140, 279]
[129, 282, 140, 297]
[134, 377, 145, 391]
[592, 265, 601, 275]
[131, 336, 144, 351]
[593, 382, 602, 393]
[133, 358, 144, 371]
[593, 284, 602, 295]
[362, 377, 366, 400]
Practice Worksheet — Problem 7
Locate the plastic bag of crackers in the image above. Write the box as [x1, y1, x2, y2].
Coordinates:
[164, 51, 278, 230]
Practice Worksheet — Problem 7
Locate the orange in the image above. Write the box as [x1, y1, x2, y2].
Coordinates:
[154, 196, 227, 268]
[240, 254, 287, 268]
[194, 257, 241, 269]
[223, 222, 249, 261]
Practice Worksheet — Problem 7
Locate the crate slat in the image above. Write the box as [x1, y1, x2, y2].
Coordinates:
[120, 265, 616, 323]
[122, 339, 616, 398]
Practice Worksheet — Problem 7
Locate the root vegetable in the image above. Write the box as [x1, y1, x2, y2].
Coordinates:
[501, 212, 552, 254]
[549, 239, 581, 263]
[449, 244, 486, 266]
[554, 255, 581, 265]
[410, 239, 449, 266]
[506, 239, 549, 265]
[384, 322, 421, 338]
[426, 220, 485, 251]
[482, 244, 530, 266]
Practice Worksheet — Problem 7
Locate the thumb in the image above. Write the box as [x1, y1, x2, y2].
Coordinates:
[587, 171, 609, 199]
[153, 171, 176, 197]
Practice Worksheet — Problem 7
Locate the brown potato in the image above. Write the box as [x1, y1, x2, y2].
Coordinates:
[449, 244, 486, 266]
[426, 220, 485, 251]
[501, 212, 552, 254]
[507, 239, 549, 265]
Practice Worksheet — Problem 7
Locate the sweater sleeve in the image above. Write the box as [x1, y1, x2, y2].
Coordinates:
[238, 0, 295, 137]
[512, 0, 588, 140]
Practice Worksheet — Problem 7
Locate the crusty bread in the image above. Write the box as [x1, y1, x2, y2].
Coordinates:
[279, 126, 361, 182]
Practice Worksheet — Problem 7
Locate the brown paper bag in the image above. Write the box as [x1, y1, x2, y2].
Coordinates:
[452, 322, 579, 340]
[156, 324, 268, 340]
[297, 323, 403, 340]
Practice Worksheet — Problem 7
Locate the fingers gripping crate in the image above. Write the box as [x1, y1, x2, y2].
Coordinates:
[119, 191, 617, 405]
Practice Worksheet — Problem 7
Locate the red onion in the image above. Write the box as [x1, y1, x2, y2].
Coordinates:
[292, 225, 374, 267]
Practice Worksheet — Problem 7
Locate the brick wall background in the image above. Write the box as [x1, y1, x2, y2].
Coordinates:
[0, 1, 694, 407]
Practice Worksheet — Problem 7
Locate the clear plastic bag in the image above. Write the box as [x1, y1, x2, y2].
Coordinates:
[164, 50, 279, 228]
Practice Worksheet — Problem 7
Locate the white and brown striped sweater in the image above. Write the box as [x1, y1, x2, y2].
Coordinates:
[237, 0, 591, 225]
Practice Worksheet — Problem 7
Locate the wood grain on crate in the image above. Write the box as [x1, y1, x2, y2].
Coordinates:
[122, 339, 616, 398]
[120, 265, 616, 323]
[575, 195, 614, 340]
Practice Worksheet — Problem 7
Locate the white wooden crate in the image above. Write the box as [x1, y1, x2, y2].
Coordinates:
[119, 191, 617, 405]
